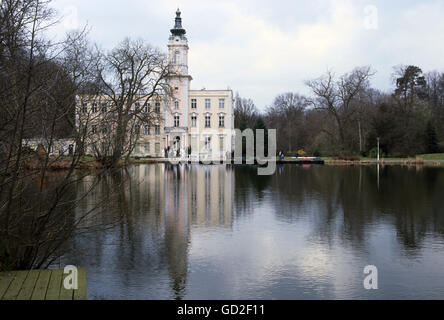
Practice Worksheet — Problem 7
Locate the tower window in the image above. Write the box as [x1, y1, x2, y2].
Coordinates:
[174, 50, 180, 64]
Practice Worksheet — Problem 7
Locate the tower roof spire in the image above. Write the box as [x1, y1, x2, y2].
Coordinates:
[171, 8, 186, 37]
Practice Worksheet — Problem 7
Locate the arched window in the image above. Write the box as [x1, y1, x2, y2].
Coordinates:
[174, 50, 180, 64]
[174, 100, 179, 109]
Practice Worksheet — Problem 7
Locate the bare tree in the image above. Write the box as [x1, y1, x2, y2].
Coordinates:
[305, 67, 374, 154]
[265, 93, 308, 154]
[93, 38, 172, 168]
[0, 0, 117, 271]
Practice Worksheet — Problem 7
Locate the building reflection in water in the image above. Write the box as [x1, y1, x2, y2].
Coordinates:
[127, 164, 233, 299]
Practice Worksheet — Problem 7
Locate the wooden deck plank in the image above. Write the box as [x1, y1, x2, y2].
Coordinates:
[45, 269, 63, 300]
[2, 270, 29, 300]
[16, 270, 41, 300]
[31, 270, 52, 300]
[59, 270, 74, 300]
[0, 271, 16, 299]
[73, 268, 87, 300]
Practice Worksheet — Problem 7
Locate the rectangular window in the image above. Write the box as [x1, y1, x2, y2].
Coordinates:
[101, 103, 107, 113]
[145, 142, 150, 153]
[191, 116, 197, 128]
[92, 103, 98, 113]
[144, 125, 150, 135]
[219, 115, 225, 128]
[155, 125, 161, 135]
[155, 142, 160, 155]
[219, 136, 224, 152]
[205, 99, 211, 109]
[191, 99, 197, 109]
[135, 102, 140, 113]
[81, 103, 87, 114]
[205, 115, 211, 128]
[174, 100, 179, 110]
[219, 99, 225, 109]
[155, 103, 161, 113]
[92, 125, 97, 134]
[174, 115, 180, 127]
[145, 103, 150, 113]
[204, 136, 211, 151]
[135, 125, 140, 135]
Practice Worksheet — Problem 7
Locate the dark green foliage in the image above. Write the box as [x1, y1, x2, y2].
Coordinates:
[425, 121, 439, 154]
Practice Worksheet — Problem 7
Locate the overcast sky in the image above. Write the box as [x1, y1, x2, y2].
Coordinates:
[50, 0, 444, 109]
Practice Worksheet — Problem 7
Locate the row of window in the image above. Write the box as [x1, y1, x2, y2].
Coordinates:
[82, 99, 226, 114]
[91, 125, 161, 135]
[81, 102, 161, 114]
[135, 125, 161, 135]
[191, 98, 225, 110]
[135, 142, 161, 154]
[174, 115, 226, 128]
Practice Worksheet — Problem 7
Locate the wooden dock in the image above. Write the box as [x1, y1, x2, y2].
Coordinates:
[0, 268, 86, 300]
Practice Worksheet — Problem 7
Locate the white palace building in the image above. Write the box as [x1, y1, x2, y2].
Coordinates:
[162, 9, 235, 160]
[71, 9, 235, 161]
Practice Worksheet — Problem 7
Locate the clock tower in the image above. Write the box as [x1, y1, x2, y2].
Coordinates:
[165, 9, 193, 155]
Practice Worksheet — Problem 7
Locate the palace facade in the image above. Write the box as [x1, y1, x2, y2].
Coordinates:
[76, 9, 235, 160]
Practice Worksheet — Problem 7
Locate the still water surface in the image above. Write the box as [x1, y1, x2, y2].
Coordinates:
[60, 164, 444, 299]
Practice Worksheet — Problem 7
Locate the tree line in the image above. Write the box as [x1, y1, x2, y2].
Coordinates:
[235, 65, 444, 158]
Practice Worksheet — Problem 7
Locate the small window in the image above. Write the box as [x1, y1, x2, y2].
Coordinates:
[144, 125, 150, 135]
[145, 103, 150, 113]
[135, 103, 140, 113]
[204, 137, 211, 151]
[219, 136, 225, 152]
[219, 99, 225, 109]
[135, 125, 140, 135]
[205, 99, 211, 109]
[81, 103, 87, 114]
[91, 125, 97, 134]
[191, 116, 197, 127]
[174, 100, 179, 109]
[101, 103, 108, 113]
[155, 125, 161, 135]
[174, 50, 180, 64]
[155, 103, 161, 113]
[191, 99, 197, 109]
[174, 115, 180, 127]
[92, 103, 98, 113]
[219, 115, 225, 128]
[205, 115, 211, 128]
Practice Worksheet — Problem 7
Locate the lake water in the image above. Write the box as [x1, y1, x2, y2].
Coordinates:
[59, 164, 444, 300]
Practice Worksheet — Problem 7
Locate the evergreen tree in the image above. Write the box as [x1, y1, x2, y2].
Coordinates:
[425, 120, 439, 154]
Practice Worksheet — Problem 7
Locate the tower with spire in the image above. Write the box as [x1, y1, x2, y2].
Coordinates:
[165, 9, 193, 154]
